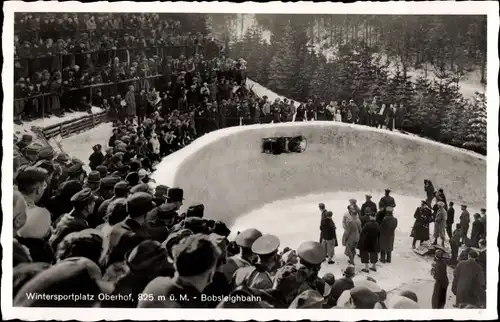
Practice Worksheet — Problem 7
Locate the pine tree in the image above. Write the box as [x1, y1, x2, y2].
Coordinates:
[268, 23, 299, 98]
[463, 92, 487, 154]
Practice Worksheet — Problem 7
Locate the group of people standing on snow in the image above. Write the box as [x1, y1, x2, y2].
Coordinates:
[318, 189, 397, 274]
[317, 183, 487, 309]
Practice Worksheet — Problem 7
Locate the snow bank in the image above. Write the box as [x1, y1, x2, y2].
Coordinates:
[151, 121, 486, 222]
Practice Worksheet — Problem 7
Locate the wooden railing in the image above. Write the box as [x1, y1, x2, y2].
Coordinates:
[33, 111, 108, 141]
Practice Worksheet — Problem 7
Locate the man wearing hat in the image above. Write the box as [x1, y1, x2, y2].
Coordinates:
[220, 228, 262, 282]
[296, 241, 331, 298]
[479, 208, 486, 238]
[37, 146, 56, 161]
[233, 234, 280, 290]
[84, 171, 101, 192]
[138, 234, 220, 308]
[166, 187, 184, 211]
[95, 165, 108, 178]
[360, 194, 377, 225]
[410, 200, 433, 249]
[67, 163, 86, 184]
[54, 152, 71, 183]
[185, 203, 205, 219]
[451, 249, 486, 308]
[153, 185, 169, 206]
[23, 143, 43, 162]
[144, 203, 178, 242]
[431, 249, 449, 309]
[329, 265, 356, 307]
[87, 176, 121, 228]
[95, 180, 130, 221]
[17, 134, 33, 152]
[432, 201, 447, 247]
[58, 188, 95, 229]
[379, 188, 396, 212]
[358, 212, 380, 273]
[459, 204, 470, 245]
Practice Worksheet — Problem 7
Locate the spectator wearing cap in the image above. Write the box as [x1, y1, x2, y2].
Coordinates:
[102, 240, 172, 308]
[153, 185, 169, 205]
[46, 180, 83, 222]
[144, 203, 178, 242]
[14, 258, 106, 307]
[67, 163, 86, 183]
[89, 144, 104, 170]
[54, 152, 71, 183]
[95, 181, 130, 223]
[330, 265, 356, 307]
[87, 176, 121, 228]
[378, 188, 396, 213]
[446, 201, 455, 239]
[220, 228, 262, 283]
[23, 143, 43, 162]
[233, 234, 280, 290]
[54, 188, 94, 229]
[139, 234, 221, 308]
[432, 201, 447, 247]
[452, 249, 486, 308]
[342, 205, 362, 265]
[84, 171, 101, 192]
[379, 206, 398, 264]
[348, 198, 361, 215]
[470, 213, 485, 248]
[358, 212, 380, 273]
[36, 146, 56, 162]
[96, 165, 108, 178]
[16, 134, 33, 152]
[360, 194, 377, 225]
[431, 249, 449, 309]
[459, 204, 470, 245]
[105, 192, 154, 267]
[56, 229, 104, 267]
[320, 211, 337, 264]
[410, 200, 433, 249]
[296, 241, 331, 298]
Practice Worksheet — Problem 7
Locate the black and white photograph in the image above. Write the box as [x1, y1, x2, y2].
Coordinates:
[1, 1, 498, 321]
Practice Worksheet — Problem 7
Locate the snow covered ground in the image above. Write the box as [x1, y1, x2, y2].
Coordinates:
[231, 191, 478, 308]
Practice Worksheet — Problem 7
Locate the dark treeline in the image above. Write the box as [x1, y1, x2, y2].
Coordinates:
[226, 15, 486, 155]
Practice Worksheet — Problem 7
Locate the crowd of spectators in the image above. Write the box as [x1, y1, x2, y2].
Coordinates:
[13, 13, 221, 123]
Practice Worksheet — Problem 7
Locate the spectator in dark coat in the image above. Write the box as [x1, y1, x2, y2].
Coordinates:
[320, 211, 337, 264]
[379, 207, 398, 263]
[88, 144, 104, 171]
[448, 224, 462, 267]
[469, 213, 485, 248]
[424, 179, 435, 207]
[378, 189, 395, 212]
[452, 250, 486, 308]
[431, 249, 449, 309]
[360, 194, 377, 219]
[446, 202, 455, 239]
[411, 201, 433, 249]
[459, 205, 470, 245]
[358, 214, 380, 273]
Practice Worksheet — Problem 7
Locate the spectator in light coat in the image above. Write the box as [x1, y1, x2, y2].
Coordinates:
[125, 84, 136, 121]
[342, 206, 362, 265]
[433, 202, 447, 247]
